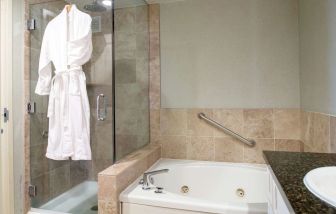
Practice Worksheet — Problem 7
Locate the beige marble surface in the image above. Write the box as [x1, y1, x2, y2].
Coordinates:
[301, 110, 336, 153]
[157, 108, 303, 164]
[98, 144, 161, 214]
[149, 4, 161, 110]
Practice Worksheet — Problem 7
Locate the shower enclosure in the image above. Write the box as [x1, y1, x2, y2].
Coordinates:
[27, 0, 149, 213]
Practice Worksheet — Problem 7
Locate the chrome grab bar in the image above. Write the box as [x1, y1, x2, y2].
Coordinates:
[97, 94, 107, 121]
[198, 112, 256, 147]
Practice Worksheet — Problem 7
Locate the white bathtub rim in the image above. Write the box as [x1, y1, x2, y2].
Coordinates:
[120, 159, 268, 214]
[153, 158, 267, 171]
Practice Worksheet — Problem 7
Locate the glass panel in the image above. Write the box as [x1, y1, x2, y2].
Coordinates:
[29, 1, 113, 213]
[114, 0, 150, 160]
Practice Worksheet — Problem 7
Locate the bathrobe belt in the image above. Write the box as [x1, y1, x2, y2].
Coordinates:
[48, 66, 86, 127]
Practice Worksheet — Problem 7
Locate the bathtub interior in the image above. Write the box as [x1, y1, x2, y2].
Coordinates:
[120, 159, 269, 214]
[151, 160, 268, 203]
[30, 181, 98, 214]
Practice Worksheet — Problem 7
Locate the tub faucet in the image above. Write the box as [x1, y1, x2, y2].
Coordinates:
[140, 169, 169, 190]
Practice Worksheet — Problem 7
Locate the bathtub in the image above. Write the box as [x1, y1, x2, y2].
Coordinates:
[120, 159, 268, 214]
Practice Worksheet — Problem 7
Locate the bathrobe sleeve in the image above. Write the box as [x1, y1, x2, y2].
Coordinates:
[35, 27, 52, 95]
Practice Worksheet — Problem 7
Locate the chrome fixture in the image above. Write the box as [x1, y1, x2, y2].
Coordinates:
[154, 187, 164, 194]
[28, 185, 37, 198]
[140, 169, 169, 190]
[97, 94, 107, 121]
[2, 108, 9, 123]
[41, 130, 48, 138]
[198, 112, 256, 147]
[26, 19, 36, 30]
[27, 101, 36, 114]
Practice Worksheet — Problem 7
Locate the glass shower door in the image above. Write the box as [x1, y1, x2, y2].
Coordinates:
[28, 1, 113, 213]
[114, 0, 150, 160]
[28, 0, 150, 212]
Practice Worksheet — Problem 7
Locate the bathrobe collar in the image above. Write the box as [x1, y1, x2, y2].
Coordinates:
[60, 4, 78, 16]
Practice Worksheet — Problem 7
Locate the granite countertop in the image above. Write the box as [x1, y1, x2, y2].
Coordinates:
[263, 151, 336, 214]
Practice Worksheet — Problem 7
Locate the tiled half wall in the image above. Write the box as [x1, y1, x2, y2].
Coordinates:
[149, 108, 336, 164]
[98, 145, 161, 214]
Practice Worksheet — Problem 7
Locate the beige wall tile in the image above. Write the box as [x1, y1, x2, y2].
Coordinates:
[187, 109, 214, 136]
[214, 137, 244, 162]
[150, 134, 161, 145]
[115, 31, 136, 60]
[304, 144, 314, 152]
[186, 136, 214, 161]
[149, 33, 161, 110]
[161, 136, 187, 159]
[150, 109, 160, 138]
[115, 108, 139, 135]
[212, 109, 243, 137]
[115, 135, 138, 160]
[244, 109, 274, 138]
[149, 4, 160, 33]
[116, 159, 148, 193]
[275, 139, 302, 152]
[98, 175, 117, 201]
[98, 145, 161, 214]
[149, 32, 160, 61]
[244, 139, 274, 163]
[312, 112, 330, 153]
[147, 146, 161, 166]
[301, 110, 314, 147]
[136, 5, 149, 33]
[98, 200, 118, 214]
[149, 4, 160, 111]
[160, 109, 187, 135]
[274, 109, 300, 139]
[330, 116, 336, 153]
[115, 7, 135, 33]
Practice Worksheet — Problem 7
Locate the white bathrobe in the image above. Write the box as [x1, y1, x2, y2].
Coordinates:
[35, 5, 92, 160]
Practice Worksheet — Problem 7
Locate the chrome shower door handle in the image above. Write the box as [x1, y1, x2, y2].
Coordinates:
[96, 94, 107, 121]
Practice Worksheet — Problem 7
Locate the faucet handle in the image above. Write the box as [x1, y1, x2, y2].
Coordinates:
[142, 168, 169, 190]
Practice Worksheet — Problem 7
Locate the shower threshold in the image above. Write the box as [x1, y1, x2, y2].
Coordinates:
[29, 181, 98, 214]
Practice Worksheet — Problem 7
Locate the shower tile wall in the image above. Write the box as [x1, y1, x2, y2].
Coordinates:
[114, 5, 150, 160]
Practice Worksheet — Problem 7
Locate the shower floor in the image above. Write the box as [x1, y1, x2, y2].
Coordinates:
[32, 181, 98, 214]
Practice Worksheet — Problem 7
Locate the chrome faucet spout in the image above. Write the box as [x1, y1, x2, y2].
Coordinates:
[141, 169, 169, 190]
